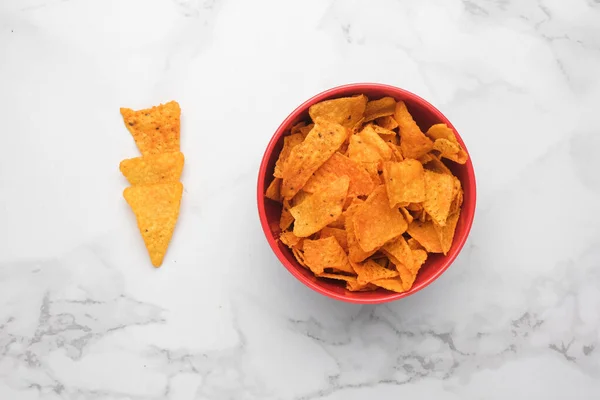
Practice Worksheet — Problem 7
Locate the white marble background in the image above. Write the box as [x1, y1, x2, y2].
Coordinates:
[1, 0, 600, 398]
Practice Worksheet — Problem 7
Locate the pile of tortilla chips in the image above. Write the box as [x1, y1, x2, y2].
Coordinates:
[120, 101, 184, 267]
[265, 95, 467, 293]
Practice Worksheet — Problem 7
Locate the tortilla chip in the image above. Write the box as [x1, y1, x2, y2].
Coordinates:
[375, 115, 399, 130]
[371, 124, 397, 144]
[299, 124, 314, 139]
[319, 227, 349, 252]
[123, 182, 183, 267]
[120, 101, 181, 156]
[348, 134, 383, 166]
[364, 97, 396, 122]
[399, 207, 414, 225]
[280, 231, 302, 248]
[274, 133, 304, 179]
[281, 121, 347, 199]
[393, 101, 433, 159]
[308, 95, 367, 129]
[353, 186, 407, 252]
[412, 248, 428, 270]
[319, 273, 358, 284]
[426, 123, 468, 164]
[120, 152, 184, 185]
[359, 125, 393, 160]
[434, 210, 461, 255]
[423, 170, 454, 226]
[292, 247, 307, 268]
[346, 280, 378, 292]
[371, 277, 404, 293]
[280, 199, 294, 230]
[450, 177, 464, 215]
[351, 259, 398, 284]
[382, 160, 426, 207]
[407, 220, 443, 253]
[290, 176, 349, 237]
[303, 152, 376, 197]
[344, 203, 377, 262]
[423, 155, 453, 175]
[407, 238, 425, 251]
[290, 121, 306, 135]
[265, 178, 282, 202]
[383, 236, 414, 271]
[304, 236, 354, 275]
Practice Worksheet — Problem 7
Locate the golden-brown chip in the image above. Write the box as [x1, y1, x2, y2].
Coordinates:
[399, 207, 414, 225]
[304, 236, 354, 275]
[120, 152, 184, 185]
[393, 101, 433, 159]
[303, 152, 376, 197]
[371, 277, 404, 292]
[372, 124, 397, 144]
[292, 247, 307, 268]
[319, 273, 358, 283]
[308, 95, 367, 129]
[280, 199, 294, 231]
[434, 210, 461, 255]
[359, 125, 393, 161]
[123, 182, 183, 267]
[353, 186, 407, 252]
[290, 176, 349, 237]
[319, 227, 349, 252]
[274, 133, 304, 179]
[299, 124, 314, 139]
[423, 155, 453, 175]
[348, 135, 382, 166]
[407, 219, 443, 253]
[120, 101, 181, 156]
[383, 236, 414, 272]
[382, 160, 426, 207]
[344, 203, 377, 262]
[351, 259, 398, 284]
[426, 123, 468, 164]
[265, 178, 282, 202]
[290, 121, 306, 135]
[346, 280, 378, 292]
[280, 231, 302, 248]
[364, 97, 396, 122]
[423, 170, 454, 226]
[375, 115, 399, 130]
[281, 121, 347, 199]
[450, 177, 464, 215]
[407, 237, 425, 251]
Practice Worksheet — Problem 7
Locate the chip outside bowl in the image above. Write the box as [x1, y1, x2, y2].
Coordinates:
[257, 83, 476, 304]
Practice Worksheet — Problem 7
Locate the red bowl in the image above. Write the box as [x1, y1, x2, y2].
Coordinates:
[257, 83, 476, 304]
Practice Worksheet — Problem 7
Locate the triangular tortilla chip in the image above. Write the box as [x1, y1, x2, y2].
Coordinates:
[364, 97, 396, 122]
[353, 186, 407, 253]
[344, 202, 377, 262]
[371, 277, 404, 293]
[274, 133, 304, 178]
[120, 101, 181, 155]
[393, 101, 433, 159]
[304, 236, 354, 275]
[290, 176, 349, 237]
[281, 120, 347, 199]
[303, 152, 376, 197]
[308, 95, 367, 129]
[426, 123, 468, 164]
[382, 159, 426, 207]
[375, 115, 399, 130]
[407, 219, 443, 253]
[120, 152, 184, 185]
[350, 259, 398, 284]
[434, 210, 461, 255]
[423, 170, 455, 226]
[265, 178, 282, 202]
[123, 182, 183, 267]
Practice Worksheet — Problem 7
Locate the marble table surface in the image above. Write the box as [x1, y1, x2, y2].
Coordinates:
[1, 0, 600, 398]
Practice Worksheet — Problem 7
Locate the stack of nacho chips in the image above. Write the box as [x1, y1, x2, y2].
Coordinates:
[265, 95, 467, 293]
[120, 101, 184, 267]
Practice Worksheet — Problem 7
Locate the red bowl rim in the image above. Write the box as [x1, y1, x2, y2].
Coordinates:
[257, 83, 476, 304]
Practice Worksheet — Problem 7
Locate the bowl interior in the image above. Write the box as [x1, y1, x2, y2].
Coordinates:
[258, 84, 476, 304]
